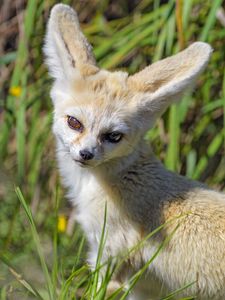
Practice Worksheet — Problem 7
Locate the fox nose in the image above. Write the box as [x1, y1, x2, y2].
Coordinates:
[79, 149, 94, 161]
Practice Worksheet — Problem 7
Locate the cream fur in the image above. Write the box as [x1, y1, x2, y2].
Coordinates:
[44, 4, 225, 300]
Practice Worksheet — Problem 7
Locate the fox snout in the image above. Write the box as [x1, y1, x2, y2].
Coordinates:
[71, 144, 97, 166]
[79, 149, 94, 161]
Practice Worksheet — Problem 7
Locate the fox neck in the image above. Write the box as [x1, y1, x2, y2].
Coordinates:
[92, 140, 200, 218]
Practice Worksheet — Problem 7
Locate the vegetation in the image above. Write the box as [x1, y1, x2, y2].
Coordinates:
[0, 0, 224, 299]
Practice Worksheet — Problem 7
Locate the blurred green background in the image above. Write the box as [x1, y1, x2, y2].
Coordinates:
[0, 0, 225, 299]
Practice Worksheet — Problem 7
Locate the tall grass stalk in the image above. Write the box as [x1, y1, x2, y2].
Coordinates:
[223, 68, 225, 150]
[165, 0, 185, 171]
[15, 187, 55, 300]
[0, 0, 40, 163]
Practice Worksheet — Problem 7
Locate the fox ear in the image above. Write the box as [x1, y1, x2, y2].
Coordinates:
[44, 4, 99, 80]
[128, 42, 212, 121]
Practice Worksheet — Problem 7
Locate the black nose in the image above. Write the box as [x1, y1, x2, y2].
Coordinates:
[79, 149, 94, 161]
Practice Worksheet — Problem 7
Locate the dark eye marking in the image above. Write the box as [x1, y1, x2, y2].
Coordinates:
[103, 131, 123, 143]
[67, 116, 83, 132]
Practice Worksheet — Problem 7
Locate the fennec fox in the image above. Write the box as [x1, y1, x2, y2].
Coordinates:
[44, 4, 225, 300]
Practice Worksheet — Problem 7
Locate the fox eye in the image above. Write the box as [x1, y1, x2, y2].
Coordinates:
[67, 116, 83, 131]
[104, 132, 123, 143]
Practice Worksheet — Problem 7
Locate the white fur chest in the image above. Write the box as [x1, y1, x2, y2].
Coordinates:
[57, 149, 142, 266]
[57, 149, 105, 230]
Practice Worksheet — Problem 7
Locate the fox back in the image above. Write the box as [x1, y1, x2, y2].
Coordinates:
[44, 4, 225, 300]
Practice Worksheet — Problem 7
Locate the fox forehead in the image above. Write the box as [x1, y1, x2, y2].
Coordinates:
[74, 70, 129, 93]
[52, 69, 135, 114]
[52, 70, 130, 104]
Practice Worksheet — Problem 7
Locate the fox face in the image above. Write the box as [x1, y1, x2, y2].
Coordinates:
[45, 4, 212, 169]
[52, 71, 144, 167]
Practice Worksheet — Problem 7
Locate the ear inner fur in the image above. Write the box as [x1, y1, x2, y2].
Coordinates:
[44, 4, 99, 78]
[127, 42, 212, 121]
[57, 12, 99, 75]
[127, 42, 212, 94]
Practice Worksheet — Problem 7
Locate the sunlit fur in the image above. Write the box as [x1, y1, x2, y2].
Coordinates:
[44, 4, 225, 299]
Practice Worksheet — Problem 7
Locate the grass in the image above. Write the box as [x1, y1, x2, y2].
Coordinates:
[0, 0, 224, 299]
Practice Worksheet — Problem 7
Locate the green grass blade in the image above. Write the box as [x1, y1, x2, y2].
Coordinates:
[0, 255, 44, 299]
[223, 67, 225, 149]
[199, 0, 224, 42]
[0, 52, 17, 65]
[0, 0, 40, 162]
[193, 131, 224, 179]
[120, 223, 181, 300]
[161, 281, 196, 300]
[165, 104, 180, 171]
[90, 203, 108, 299]
[15, 187, 55, 300]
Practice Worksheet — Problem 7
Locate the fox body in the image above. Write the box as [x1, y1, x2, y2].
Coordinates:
[44, 4, 225, 299]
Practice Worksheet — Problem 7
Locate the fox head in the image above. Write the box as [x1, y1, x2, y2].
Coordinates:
[44, 4, 212, 168]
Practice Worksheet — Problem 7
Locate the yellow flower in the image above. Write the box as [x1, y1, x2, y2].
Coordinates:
[9, 86, 22, 97]
[57, 214, 67, 233]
